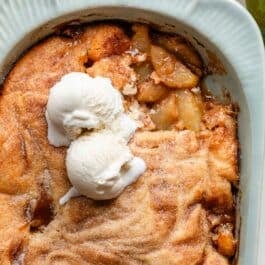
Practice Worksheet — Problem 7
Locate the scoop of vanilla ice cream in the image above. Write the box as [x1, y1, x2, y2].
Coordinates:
[110, 113, 137, 142]
[45, 72, 146, 203]
[63, 132, 146, 200]
[46, 72, 123, 147]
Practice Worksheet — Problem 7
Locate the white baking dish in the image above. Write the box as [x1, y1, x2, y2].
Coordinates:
[0, 0, 264, 264]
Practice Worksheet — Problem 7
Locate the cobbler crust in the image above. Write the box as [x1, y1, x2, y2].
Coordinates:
[0, 23, 238, 265]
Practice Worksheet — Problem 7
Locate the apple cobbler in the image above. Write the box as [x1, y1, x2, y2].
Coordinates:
[0, 22, 238, 265]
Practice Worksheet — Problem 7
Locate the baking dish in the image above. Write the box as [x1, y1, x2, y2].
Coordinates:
[0, 0, 264, 264]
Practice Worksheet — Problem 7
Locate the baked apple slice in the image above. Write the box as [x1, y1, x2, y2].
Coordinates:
[150, 45, 199, 89]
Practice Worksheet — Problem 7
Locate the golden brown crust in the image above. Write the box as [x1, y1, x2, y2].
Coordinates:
[0, 23, 238, 264]
[87, 54, 135, 91]
[203, 102, 238, 182]
[85, 24, 130, 61]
